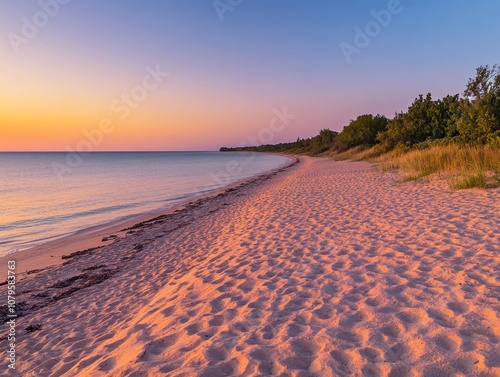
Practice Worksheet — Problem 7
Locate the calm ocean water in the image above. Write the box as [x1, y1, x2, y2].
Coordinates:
[0, 152, 289, 256]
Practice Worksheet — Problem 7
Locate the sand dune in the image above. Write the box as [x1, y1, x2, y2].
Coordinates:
[3, 156, 500, 376]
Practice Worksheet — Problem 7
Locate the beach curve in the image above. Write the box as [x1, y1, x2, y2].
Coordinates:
[3, 156, 500, 376]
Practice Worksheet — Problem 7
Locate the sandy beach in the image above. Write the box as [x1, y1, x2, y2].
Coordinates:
[2, 156, 500, 376]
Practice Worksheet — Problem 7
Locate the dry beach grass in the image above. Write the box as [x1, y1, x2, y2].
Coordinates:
[332, 144, 500, 190]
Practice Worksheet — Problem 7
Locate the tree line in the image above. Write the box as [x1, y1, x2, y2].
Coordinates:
[220, 65, 500, 155]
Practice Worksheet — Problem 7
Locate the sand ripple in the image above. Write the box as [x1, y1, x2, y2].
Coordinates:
[5, 157, 500, 376]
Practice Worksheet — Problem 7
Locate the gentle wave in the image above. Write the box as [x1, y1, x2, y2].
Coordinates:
[0, 152, 289, 256]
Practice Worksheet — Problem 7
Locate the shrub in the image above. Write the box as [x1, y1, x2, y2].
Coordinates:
[337, 114, 389, 148]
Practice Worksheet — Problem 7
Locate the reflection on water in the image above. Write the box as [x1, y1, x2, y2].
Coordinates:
[0, 152, 289, 256]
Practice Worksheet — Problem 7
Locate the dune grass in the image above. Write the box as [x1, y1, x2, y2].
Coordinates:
[331, 146, 390, 162]
[330, 144, 500, 189]
[379, 145, 500, 189]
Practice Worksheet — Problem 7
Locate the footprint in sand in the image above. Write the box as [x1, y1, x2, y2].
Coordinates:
[360, 347, 384, 363]
[162, 305, 176, 317]
[137, 333, 179, 362]
[434, 333, 461, 352]
[287, 323, 307, 337]
[185, 323, 201, 335]
[447, 301, 470, 314]
[330, 349, 362, 374]
[451, 354, 486, 375]
[158, 362, 180, 373]
[199, 359, 242, 377]
[428, 308, 457, 328]
[258, 361, 285, 375]
[205, 345, 229, 365]
[362, 363, 391, 377]
[338, 330, 367, 346]
[396, 308, 428, 324]
[97, 356, 116, 371]
[208, 315, 224, 327]
[381, 322, 404, 339]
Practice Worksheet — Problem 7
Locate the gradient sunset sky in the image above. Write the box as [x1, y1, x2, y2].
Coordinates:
[1, 0, 499, 151]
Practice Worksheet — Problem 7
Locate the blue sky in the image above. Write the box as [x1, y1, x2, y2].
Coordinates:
[1, 0, 500, 150]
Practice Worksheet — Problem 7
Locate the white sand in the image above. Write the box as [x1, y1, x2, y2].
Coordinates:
[3, 156, 500, 376]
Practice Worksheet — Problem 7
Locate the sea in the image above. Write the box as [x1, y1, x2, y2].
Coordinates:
[0, 152, 290, 256]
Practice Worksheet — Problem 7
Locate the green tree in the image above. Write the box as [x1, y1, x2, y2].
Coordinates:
[377, 94, 462, 147]
[311, 129, 338, 154]
[337, 114, 389, 148]
[464, 65, 500, 100]
[458, 65, 500, 143]
[403, 93, 441, 143]
[440, 94, 463, 138]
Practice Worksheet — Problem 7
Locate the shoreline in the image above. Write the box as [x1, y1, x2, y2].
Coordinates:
[3, 156, 499, 376]
[0, 154, 298, 279]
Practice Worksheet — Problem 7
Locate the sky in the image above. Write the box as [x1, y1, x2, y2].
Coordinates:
[1, 0, 499, 151]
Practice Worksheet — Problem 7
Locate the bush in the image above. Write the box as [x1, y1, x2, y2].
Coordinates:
[377, 94, 462, 148]
[337, 114, 388, 148]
